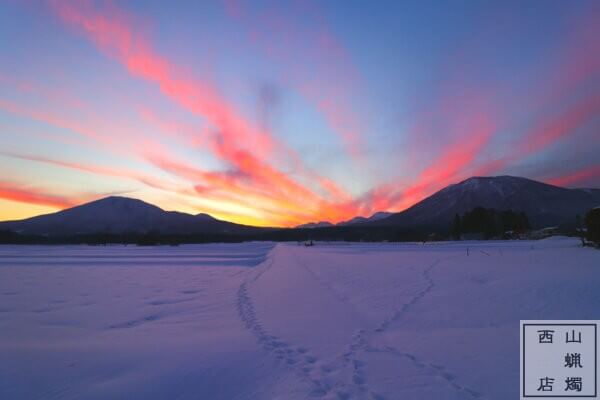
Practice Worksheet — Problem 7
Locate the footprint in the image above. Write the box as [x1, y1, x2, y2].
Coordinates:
[370, 393, 386, 400]
[336, 391, 351, 400]
[353, 374, 365, 385]
[320, 364, 333, 373]
[305, 355, 318, 364]
[463, 388, 482, 398]
[441, 372, 455, 381]
[309, 380, 331, 397]
[272, 340, 288, 348]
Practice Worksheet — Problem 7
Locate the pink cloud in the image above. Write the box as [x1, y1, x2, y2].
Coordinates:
[547, 165, 600, 187]
[0, 182, 77, 210]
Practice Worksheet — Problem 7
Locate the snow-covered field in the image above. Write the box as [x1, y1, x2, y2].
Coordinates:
[0, 238, 599, 399]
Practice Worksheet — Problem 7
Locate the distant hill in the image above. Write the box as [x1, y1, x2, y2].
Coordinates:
[296, 221, 334, 229]
[297, 211, 394, 228]
[0, 196, 260, 236]
[337, 211, 394, 226]
[371, 176, 600, 230]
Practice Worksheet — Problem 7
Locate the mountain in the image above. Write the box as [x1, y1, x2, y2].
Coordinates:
[372, 176, 600, 230]
[336, 216, 367, 226]
[298, 212, 396, 228]
[368, 211, 394, 221]
[337, 211, 394, 226]
[0, 196, 258, 236]
[296, 221, 334, 229]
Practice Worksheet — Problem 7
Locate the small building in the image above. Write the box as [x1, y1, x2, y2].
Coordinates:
[530, 227, 559, 240]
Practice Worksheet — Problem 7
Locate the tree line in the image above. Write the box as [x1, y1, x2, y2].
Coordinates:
[1, 207, 599, 246]
[452, 208, 530, 240]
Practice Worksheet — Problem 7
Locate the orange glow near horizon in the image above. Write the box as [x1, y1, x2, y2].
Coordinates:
[0, 1, 599, 227]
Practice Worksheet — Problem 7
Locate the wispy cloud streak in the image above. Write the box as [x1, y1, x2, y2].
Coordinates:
[547, 165, 600, 187]
[0, 182, 76, 210]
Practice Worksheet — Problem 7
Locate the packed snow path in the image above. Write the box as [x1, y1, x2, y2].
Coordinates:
[1, 238, 599, 399]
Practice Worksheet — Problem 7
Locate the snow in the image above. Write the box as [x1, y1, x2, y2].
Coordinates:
[1, 238, 599, 399]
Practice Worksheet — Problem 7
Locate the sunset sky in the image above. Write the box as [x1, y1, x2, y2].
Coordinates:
[0, 0, 599, 227]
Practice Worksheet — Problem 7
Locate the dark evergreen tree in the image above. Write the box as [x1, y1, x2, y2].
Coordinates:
[514, 212, 530, 233]
[452, 214, 462, 240]
[461, 207, 531, 239]
[576, 214, 585, 246]
[585, 208, 600, 246]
